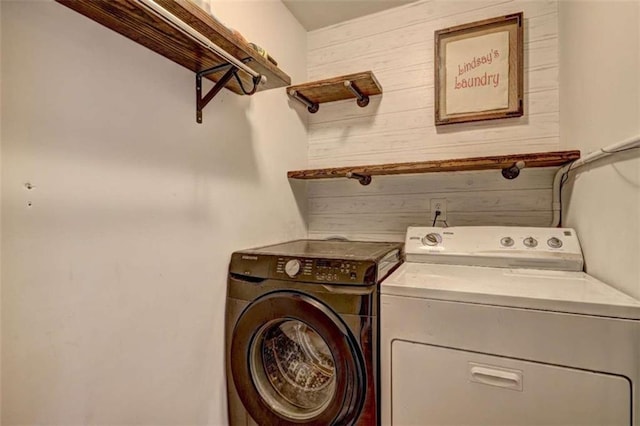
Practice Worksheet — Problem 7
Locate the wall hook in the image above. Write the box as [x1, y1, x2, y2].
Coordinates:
[288, 89, 319, 113]
[501, 160, 526, 179]
[346, 172, 372, 186]
[344, 80, 369, 107]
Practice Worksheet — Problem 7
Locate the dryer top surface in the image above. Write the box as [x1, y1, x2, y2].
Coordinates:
[382, 262, 640, 319]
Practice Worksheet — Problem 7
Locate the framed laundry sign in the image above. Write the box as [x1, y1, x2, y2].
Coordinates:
[434, 13, 523, 125]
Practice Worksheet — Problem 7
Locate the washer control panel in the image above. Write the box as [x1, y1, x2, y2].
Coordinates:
[283, 259, 302, 277]
[405, 226, 583, 271]
[274, 257, 371, 284]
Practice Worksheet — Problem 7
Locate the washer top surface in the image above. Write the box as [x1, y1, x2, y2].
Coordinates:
[383, 226, 640, 319]
[240, 239, 402, 261]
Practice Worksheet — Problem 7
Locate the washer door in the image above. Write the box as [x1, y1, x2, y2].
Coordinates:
[231, 290, 366, 425]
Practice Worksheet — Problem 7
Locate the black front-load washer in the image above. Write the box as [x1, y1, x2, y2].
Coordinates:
[225, 239, 402, 425]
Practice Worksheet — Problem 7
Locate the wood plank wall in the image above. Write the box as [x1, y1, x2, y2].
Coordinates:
[305, 0, 560, 241]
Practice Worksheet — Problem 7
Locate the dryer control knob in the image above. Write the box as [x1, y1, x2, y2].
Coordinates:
[284, 259, 302, 277]
[523, 237, 538, 248]
[422, 233, 442, 246]
[500, 237, 515, 247]
[547, 237, 563, 248]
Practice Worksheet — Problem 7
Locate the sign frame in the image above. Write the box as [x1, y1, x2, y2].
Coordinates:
[435, 12, 524, 126]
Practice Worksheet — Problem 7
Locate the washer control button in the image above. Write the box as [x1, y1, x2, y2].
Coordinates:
[523, 237, 538, 248]
[422, 233, 442, 246]
[284, 259, 302, 277]
[500, 237, 514, 247]
[547, 237, 563, 248]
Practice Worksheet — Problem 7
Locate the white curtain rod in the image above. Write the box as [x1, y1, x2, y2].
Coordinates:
[135, 0, 264, 83]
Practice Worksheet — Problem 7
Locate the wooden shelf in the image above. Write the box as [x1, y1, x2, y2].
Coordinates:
[287, 72, 382, 112]
[287, 151, 581, 183]
[55, 0, 291, 95]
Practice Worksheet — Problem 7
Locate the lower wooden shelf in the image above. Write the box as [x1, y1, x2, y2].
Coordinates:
[287, 151, 580, 184]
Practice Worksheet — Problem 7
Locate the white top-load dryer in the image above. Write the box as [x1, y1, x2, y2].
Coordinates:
[381, 226, 640, 426]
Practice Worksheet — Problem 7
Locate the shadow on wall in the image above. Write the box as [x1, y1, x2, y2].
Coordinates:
[1, 0, 272, 236]
[435, 114, 530, 135]
[2, 0, 261, 184]
[287, 178, 309, 232]
[289, 93, 383, 140]
[561, 148, 640, 219]
[305, 167, 558, 241]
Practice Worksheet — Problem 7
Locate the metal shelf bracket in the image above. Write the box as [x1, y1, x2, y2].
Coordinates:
[196, 58, 262, 123]
[501, 160, 526, 179]
[346, 172, 372, 186]
[288, 89, 319, 113]
[344, 80, 369, 107]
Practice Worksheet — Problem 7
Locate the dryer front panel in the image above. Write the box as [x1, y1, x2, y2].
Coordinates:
[391, 341, 631, 426]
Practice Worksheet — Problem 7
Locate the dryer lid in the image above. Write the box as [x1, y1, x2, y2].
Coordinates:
[382, 262, 640, 319]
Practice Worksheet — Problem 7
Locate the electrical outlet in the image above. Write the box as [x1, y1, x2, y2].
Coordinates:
[430, 198, 447, 221]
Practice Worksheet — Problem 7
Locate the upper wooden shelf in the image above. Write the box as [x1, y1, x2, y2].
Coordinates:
[287, 71, 382, 113]
[55, 0, 291, 95]
[287, 151, 581, 184]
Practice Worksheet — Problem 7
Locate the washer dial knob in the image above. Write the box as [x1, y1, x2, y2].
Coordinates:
[523, 237, 538, 248]
[284, 259, 302, 277]
[500, 237, 514, 247]
[547, 237, 563, 248]
[422, 233, 442, 246]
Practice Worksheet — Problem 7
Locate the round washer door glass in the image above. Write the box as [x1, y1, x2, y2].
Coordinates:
[251, 319, 336, 420]
[231, 291, 366, 424]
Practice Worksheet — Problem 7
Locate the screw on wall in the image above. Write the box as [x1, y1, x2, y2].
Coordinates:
[25, 182, 34, 207]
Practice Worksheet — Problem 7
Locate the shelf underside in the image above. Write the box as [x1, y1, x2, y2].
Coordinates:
[287, 151, 581, 180]
[55, 0, 291, 95]
[287, 71, 382, 104]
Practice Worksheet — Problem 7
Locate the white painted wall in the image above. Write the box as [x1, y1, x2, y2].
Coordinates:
[559, 1, 640, 299]
[0, 1, 3, 421]
[305, 0, 562, 241]
[0, 0, 307, 424]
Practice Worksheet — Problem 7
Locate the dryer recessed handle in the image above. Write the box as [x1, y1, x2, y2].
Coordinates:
[469, 363, 523, 391]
